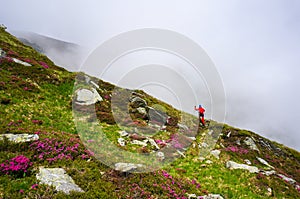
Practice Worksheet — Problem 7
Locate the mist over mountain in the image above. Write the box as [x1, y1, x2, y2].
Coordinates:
[11, 31, 87, 72]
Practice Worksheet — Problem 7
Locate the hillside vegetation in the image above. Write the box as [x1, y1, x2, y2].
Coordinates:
[0, 27, 299, 199]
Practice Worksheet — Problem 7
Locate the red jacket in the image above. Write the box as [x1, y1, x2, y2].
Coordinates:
[195, 107, 205, 114]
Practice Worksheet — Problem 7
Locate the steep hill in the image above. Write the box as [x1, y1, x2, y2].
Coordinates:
[0, 27, 299, 199]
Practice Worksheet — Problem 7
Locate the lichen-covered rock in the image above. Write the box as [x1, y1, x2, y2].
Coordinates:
[226, 160, 259, 173]
[243, 137, 259, 152]
[131, 139, 148, 147]
[76, 88, 102, 105]
[118, 138, 126, 146]
[0, 133, 39, 143]
[129, 96, 147, 108]
[210, 150, 221, 159]
[256, 157, 274, 169]
[115, 163, 143, 172]
[36, 168, 84, 194]
[147, 138, 160, 149]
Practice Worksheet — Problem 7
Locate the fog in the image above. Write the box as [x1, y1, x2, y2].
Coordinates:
[1, 0, 299, 151]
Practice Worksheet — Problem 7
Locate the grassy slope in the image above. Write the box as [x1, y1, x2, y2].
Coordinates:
[0, 27, 299, 199]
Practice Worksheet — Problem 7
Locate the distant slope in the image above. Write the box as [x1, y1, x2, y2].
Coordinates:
[0, 27, 299, 199]
[11, 31, 86, 71]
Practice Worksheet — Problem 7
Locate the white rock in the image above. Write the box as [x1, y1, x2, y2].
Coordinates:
[148, 138, 160, 150]
[226, 161, 259, 173]
[210, 150, 221, 159]
[12, 58, 32, 66]
[188, 137, 197, 141]
[261, 170, 276, 176]
[256, 157, 274, 169]
[205, 160, 213, 164]
[244, 159, 252, 165]
[198, 157, 206, 161]
[199, 194, 224, 199]
[277, 174, 296, 185]
[177, 150, 186, 158]
[115, 163, 143, 172]
[187, 193, 197, 199]
[118, 138, 126, 146]
[119, 130, 129, 137]
[131, 140, 148, 147]
[244, 137, 259, 152]
[36, 168, 84, 194]
[227, 131, 231, 137]
[0, 134, 39, 143]
[76, 88, 102, 105]
[90, 80, 99, 89]
[267, 187, 272, 196]
[208, 130, 213, 136]
[137, 107, 147, 116]
[157, 152, 165, 161]
[201, 142, 208, 148]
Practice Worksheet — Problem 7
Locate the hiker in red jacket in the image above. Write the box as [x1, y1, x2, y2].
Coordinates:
[194, 105, 205, 126]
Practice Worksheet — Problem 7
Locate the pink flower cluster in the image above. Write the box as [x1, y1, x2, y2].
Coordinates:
[224, 146, 249, 154]
[38, 61, 49, 69]
[0, 155, 32, 176]
[169, 134, 183, 149]
[29, 136, 92, 163]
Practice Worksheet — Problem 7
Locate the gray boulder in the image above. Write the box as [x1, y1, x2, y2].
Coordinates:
[148, 107, 167, 124]
[36, 168, 84, 194]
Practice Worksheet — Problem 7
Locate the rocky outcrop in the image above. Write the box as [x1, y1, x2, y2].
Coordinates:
[36, 168, 84, 194]
[0, 133, 39, 143]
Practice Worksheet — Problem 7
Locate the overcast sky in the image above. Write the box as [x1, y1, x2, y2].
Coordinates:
[1, 0, 300, 151]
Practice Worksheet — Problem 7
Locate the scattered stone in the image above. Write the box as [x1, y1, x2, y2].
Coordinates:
[244, 159, 252, 165]
[226, 161, 259, 173]
[0, 48, 6, 58]
[210, 150, 221, 159]
[136, 107, 148, 117]
[76, 88, 102, 105]
[119, 130, 129, 137]
[36, 168, 84, 194]
[261, 170, 276, 176]
[236, 139, 241, 146]
[200, 142, 208, 148]
[0, 133, 39, 143]
[84, 75, 91, 84]
[12, 58, 32, 66]
[267, 187, 272, 196]
[198, 194, 224, 199]
[118, 138, 126, 146]
[187, 193, 197, 199]
[244, 137, 259, 152]
[129, 96, 147, 108]
[277, 174, 296, 185]
[188, 137, 196, 141]
[115, 163, 143, 173]
[90, 81, 99, 89]
[178, 123, 189, 131]
[205, 160, 213, 164]
[256, 157, 274, 169]
[157, 152, 165, 161]
[177, 150, 186, 158]
[198, 157, 206, 161]
[148, 138, 160, 150]
[226, 131, 231, 138]
[208, 130, 213, 136]
[131, 140, 148, 147]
